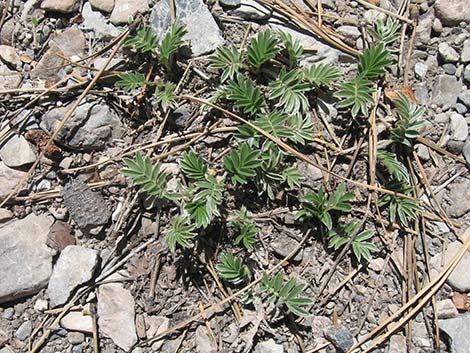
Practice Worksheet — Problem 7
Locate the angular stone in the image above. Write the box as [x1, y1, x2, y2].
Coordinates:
[0, 161, 26, 200]
[271, 236, 303, 262]
[387, 334, 407, 353]
[439, 312, 470, 353]
[324, 326, 354, 353]
[436, 299, 458, 319]
[0, 208, 13, 223]
[416, 11, 433, 45]
[438, 42, 459, 63]
[150, 0, 224, 57]
[31, 45, 65, 81]
[51, 27, 86, 58]
[195, 326, 218, 353]
[435, 0, 470, 25]
[61, 179, 111, 231]
[0, 214, 54, 303]
[255, 339, 284, 353]
[458, 91, 470, 108]
[41, 0, 79, 13]
[47, 221, 75, 252]
[61, 310, 93, 333]
[431, 75, 462, 107]
[81, 3, 120, 40]
[449, 112, 468, 141]
[0, 135, 36, 167]
[220, 0, 240, 6]
[0, 45, 20, 66]
[446, 178, 470, 218]
[90, 0, 115, 12]
[431, 240, 470, 291]
[233, 0, 272, 19]
[47, 246, 99, 307]
[110, 0, 149, 25]
[0, 62, 21, 89]
[98, 273, 138, 351]
[145, 315, 169, 351]
[337, 25, 361, 39]
[15, 321, 32, 341]
[462, 40, 470, 63]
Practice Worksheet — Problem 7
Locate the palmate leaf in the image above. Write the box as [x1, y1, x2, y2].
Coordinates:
[379, 181, 421, 226]
[282, 166, 302, 189]
[230, 206, 260, 251]
[216, 252, 251, 285]
[247, 30, 280, 70]
[180, 150, 207, 180]
[269, 68, 310, 114]
[124, 26, 159, 54]
[368, 18, 400, 47]
[358, 43, 392, 80]
[185, 199, 211, 228]
[159, 22, 187, 68]
[208, 45, 245, 82]
[287, 113, 314, 144]
[224, 143, 263, 185]
[377, 149, 408, 182]
[259, 271, 312, 317]
[327, 184, 355, 212]
[186, 175, 224, 228]
[155, 83, 178, 112]
[116, 72, 147, 92]
[226, 74, 264, 115]
[121, 151, 168, 197]
[254, 110, 293, 140]
[165, 215, 196, 252]
[334, 77, 374, 117]
[255, 144, 285, 199]
[390, 92, 425, 147]
[303, 63, 341, 87]
[278, 31, 303, 68]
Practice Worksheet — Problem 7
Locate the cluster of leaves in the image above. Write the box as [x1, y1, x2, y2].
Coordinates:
[216, 252, 251, 285]
[229, 206, 260, 251]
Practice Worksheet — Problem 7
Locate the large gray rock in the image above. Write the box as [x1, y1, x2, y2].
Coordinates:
[0, 161, 27, 200]
[0, 62, 21, 89]
[81, 3, 120, 40]
[446, 178, 470, 218]
[439, 312, 470, 353]
[41, 0, 79, 13]
[431, 75, 462, 107]
[47, 246, 99, 307]
[90, 0, 115, 13]
[150, 0, 224, 57]
[98, 272, 138, 351]
[435, 0, 470, 25]
[40, 100, 122, 151]
[110, 0, 149, 25]
[431, 240, 470, 291]
[416, 11, 433, 45]
[0, 214, 54, 303]
[0, 135, 36, 167]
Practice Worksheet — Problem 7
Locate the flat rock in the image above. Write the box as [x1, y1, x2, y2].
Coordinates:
[47, 246, 99, 307]
[41, 0, 79, 13]
[31, 45, 65, 81]
[81, 3, 120, 40]
[271, 236, 303, 262]
[324, 325, 354, 353]
[195, 326, 218, 353]
[90, 0, 115, 12]
[431, 75, 462, 107]
[0, 62, 21, 89]
[0, 213, 54, 303]
[254, 339, 284, 353]
[431, 240, 470, 291]
[387, 334, 407, 353]
[0, 161, 27, 199]
[438, 42, 459, 63]
[449, 112, 468, 141]
[446, 178, 470, 218]
[150, 0, 224, 57]
[145, 315, 169, 351]
[110, 0, 149, 25]
[439, 312, 470, 353]
[15, 321, 32, 341]
[61, 310, 93, 333]
[98, 273, 138, 351]
[0, 134, 36, 167]
[47, 221, 75, 252]
[462, 40, 470, 63]
[0, 45, 20, 66]
[232, 0, 272, 20]
[436, 299, 458, 319]
[416, 11, 433, 45]
[336, 25, 361, 39]
[62, 179, 111, 231]
[40, 100, 122, 151]
[0, 208, 13, 223]
[435, 0, 470, 25]
[51, 27, 86, 58]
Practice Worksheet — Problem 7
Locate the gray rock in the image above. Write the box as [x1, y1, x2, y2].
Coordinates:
[416, 11, 433, 45]
[271, 236, 303, 262]
[110, 0, 149, 25]
[62, 179, 111, 231]
[431, 239, 470, 290]
[0, 214, 54, 303]
[463, 142, 470, 166]
[31, 45, 66, 81]
[0, 62, 21, 89]
[0, 208, 13, 223]
[233, 0, 272, 19]
[0, 45, 20, 67]
[145, 315, 169, 351]
[387, 334, 407, 353]
[15, 321, 32, 341]
[67, 332, 85, 345]
[41, 0, 79, 13]
[40, 100, 122, 151]
[455, 103, 467, 114]
[439, 312, 470, 353]
[34, 298, 48, 312]
[458, 90, 470, 107]
[462, 40, 470, 63]
[47, 246, 99, 307]
[414, 62, 428, 80]
[336, 25, 361, 39]
[364, 9, 387, 25]
[3, 307, 14, 319]
[81, 3, 120, 39]
[195, 326, 217, 353]
[52, 27, 86, 58]
[447, 178, 470, 218]
[412, 322, 432, 349]
[298, 161, 323, 183]
[60, 310, 93, 333]
[220, 0, 240, 6]
[414, 83, 429, 106]
[90, 0, 115, 13]
[98, 273, 137, 351]
[449, 112, 468, 141]
[431, 75, 462, 107]
[436, 299, 458, 319]
[432, 18, 443, 33]
[442, 64, 457, 75]
[465, 65, 470, 83]
[324, 326, 354, 353]
[435, 0, 470, 25]
[0, 135, 36, 167]
[255, 339, 284, 353]
[150, 0, 224, 57]
[438, 42, 459, 63]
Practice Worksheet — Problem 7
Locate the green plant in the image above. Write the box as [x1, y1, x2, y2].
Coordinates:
[269, 68, 310, 114]
[327, 222, 378, 262]
[303, 63, 341, 87]
[185, 176, 224, 228]
[368, 18, 400, 47]
[116, 72, 147, 92]
[296, 184, 354, 230]
[121, 152, 169, 198]
[259, 270, 313, 317]
[358, 43, 393, 80]
[377, 149, 408, 182]
[155, 83, 178, 112]
[390, 92, 424, 147]
[159, 23, 187, 70]
[247, 30, 280, 70]
[208, 45, 245, 82]
[125, 26, 159, 53]
[226, 74, 264, 115]
[278, 31, 303, 68]
[216, 252, 251, 285]
[165, 215, 196, 252]
[230, 207, 260, 251]
[379, 181, 421, 226]
[224, 143, 263, 185]
[335, 77, 374, 118]
[180, 150, 207, 180]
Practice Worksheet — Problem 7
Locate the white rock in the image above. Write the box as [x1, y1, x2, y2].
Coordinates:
[415, 62, 428, 80]
[145, 315, 169, 351]
[435, 0, 470, 25]
[195, 326, 217, 353]
[438, 42, 459, 63]
[387, 334, 407, 353]
[364, 9, 387, 25]
[0, 45, 20, 66]
[0, 135, 36, 167]
[449, 112, 468, 141]
[255, 339, 284, 353]
[81, 3, 120, 40]
[336, 25, 361, 39]
[47, 246, 99, 307]
[462, 40, 470, 63]
[110, 0, 149, 25]
[98, 273, 137, 351]
[439, 312, 470, 353]
[34, 298, 49, 312]
[431, 240, 470, 291]
[0, 62, 21, 89]
[234, 0, 272, 20]
[431, 75, 462, 107]
[60, 310, 93, 333]
[0, 161, 27, 199]
[41, 0, 79, 13]
[90, 0, 115, 13]
[0, 214, 54, 303]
